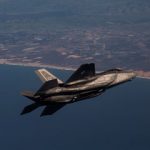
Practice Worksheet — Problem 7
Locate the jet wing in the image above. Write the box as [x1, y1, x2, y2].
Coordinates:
[40, 103, 66, 116]
[21, 103, 66, 116]
[21, 103, 41, 115]
[66, 63, 95, 83]
[35, 69, 63, 84]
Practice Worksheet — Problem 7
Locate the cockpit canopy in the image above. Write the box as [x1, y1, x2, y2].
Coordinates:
[107, 68, 123, 72]
[98, 68, 124, 75]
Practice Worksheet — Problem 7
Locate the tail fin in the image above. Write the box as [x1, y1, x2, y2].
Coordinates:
[66, 63, 95, 83]
[22, 79, 59, 100]
[35, 69, 63, 84]
[35, 79, 58, 96]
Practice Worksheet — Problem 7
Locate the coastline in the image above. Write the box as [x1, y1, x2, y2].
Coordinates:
[0, 60, 150, 80]
[0, 59, 75, 71]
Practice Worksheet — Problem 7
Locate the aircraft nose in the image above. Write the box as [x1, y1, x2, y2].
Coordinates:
[128, 72, 136, 80]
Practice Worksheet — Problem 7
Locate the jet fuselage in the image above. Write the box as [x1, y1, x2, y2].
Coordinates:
[21, 63, 136, 116]
[40, 70, 136, 103]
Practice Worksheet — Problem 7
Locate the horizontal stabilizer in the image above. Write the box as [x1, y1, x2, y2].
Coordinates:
[35, 69, 63, 83]
[21, 91, 37, 101]
[35, 79, 58, 96]
[66, 63, 95, 83]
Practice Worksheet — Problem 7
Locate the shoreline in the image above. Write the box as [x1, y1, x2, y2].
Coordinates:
[0, 61, 150, 80]
[0, 61, 76, 71]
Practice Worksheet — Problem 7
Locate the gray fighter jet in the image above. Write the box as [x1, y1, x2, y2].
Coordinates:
[21, 63, 136, 116]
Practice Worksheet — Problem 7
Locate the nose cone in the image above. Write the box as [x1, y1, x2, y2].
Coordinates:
[128, 72, 137, 80]
[110, 71, 136, 86]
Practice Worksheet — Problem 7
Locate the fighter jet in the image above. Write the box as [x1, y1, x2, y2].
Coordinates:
[21, 63, 136, 116]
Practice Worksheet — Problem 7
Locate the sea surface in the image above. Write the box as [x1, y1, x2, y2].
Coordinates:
[0, 64, 150, 150]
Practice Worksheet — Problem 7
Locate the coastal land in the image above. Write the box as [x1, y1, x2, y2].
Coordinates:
[0, 28, 150, 79]
[0, 1, 149, 79]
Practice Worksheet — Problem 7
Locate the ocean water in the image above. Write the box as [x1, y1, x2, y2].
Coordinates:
[0, 64, 150, 150]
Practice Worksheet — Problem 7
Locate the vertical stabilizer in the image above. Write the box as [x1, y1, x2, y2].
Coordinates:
[35, 69, 63, 83]
[35, 79, 58, 96]
[66, 63, 95, 83]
